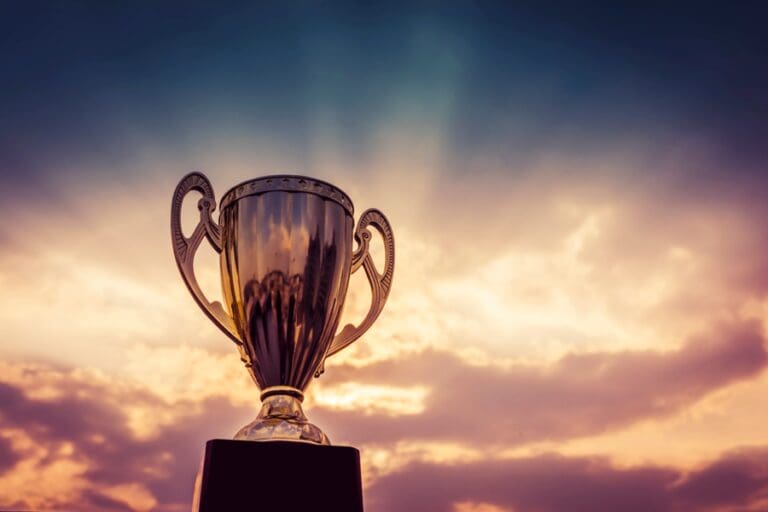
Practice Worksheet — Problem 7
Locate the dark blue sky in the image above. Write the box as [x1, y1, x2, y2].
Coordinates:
[2, 2, 766, 190]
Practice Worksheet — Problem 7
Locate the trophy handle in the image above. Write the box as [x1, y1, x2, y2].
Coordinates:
[171, 172, 242, 345]
[326, 208, 395, 362]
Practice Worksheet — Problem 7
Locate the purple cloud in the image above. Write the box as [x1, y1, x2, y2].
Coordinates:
[315, 320, 767, 445]
[673, 449, 768, 509]
[367, 448, 768, 512]
[0, 432, 19, 477]
[0, 370, 252, 511]
[0, 319, 764, 510]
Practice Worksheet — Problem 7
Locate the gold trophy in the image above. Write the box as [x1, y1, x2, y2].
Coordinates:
[171, 173, 394, 444]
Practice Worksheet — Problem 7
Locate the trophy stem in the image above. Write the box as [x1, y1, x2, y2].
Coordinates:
[234, 386, 330, 445]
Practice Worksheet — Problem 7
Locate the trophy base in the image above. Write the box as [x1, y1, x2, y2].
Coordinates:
[233, 388, 330, 445]
[193, 439, 364, 512]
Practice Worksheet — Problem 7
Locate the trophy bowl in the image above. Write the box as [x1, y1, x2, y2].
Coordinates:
[171, 173, 394, 444]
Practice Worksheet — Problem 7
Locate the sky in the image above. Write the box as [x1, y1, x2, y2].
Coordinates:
[1, 2, 768, 511]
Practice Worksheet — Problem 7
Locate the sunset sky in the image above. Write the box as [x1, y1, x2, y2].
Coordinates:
[2, 3, 768, 511]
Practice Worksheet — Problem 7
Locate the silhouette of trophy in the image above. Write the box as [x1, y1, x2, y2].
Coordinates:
[171, 173, 394, 511]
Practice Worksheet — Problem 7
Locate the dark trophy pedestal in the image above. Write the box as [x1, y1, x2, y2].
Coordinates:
[194, 439, 364, 512]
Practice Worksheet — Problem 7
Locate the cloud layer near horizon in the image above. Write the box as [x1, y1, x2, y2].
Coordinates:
[367, 448, 768, 512]
[0, 318, 766, 511]
[315, 321, 767, 445]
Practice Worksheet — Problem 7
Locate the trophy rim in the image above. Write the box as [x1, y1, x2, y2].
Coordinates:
[219, 174, 354, 216]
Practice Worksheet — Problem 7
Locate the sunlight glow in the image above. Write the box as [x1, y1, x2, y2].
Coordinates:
[100, 484, 158, 512]
[314, 383, 430, 416]
[453, 502, 513, 512]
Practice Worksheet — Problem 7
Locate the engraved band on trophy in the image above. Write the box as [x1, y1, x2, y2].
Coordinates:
[171, 173, 394, 444]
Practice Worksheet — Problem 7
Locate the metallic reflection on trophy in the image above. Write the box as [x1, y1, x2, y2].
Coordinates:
[171, 173, 394, 444]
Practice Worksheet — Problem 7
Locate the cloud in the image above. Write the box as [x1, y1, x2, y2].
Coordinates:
[0, 322, 766, 511]
[315, 320, 767, 446]
[366, 448, 768, 512]
[674, 449, 768, 510]
[0, 434, 19, 476]
[0, 362, 252, 511]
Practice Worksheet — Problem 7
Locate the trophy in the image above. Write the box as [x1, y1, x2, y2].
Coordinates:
[171, 173, 394, 445]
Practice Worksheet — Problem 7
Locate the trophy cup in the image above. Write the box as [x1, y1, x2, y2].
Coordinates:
[172, 173, 394, 511]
